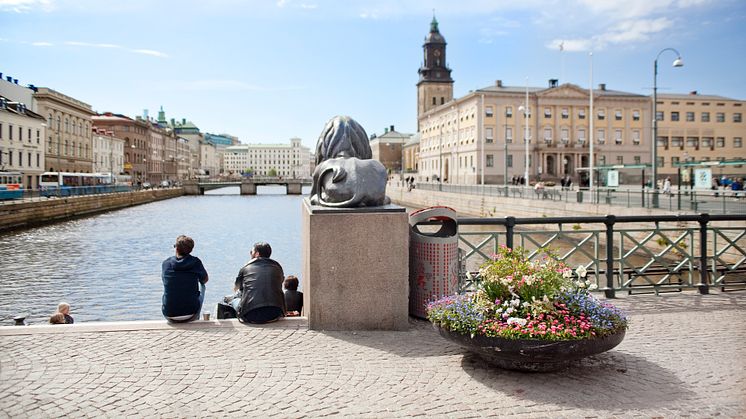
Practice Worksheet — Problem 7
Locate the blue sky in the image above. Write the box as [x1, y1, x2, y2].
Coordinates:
[2, 0, 745, 149]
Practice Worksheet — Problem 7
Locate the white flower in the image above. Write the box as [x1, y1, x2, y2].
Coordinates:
[576, 265, 588, 278]
[510, 298, 520, 307]
[505, 307, 515, 315]
[542, 295, 550, 303]
[575, 280, 587, 289]
[588, 283, 599, 291]
[562, 269, 573, 279]
[507, 317, 528, 326]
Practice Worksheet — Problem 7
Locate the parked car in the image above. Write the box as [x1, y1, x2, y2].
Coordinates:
[142, 182, 152, 189]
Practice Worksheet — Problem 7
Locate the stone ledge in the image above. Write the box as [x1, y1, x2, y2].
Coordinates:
[0, 317, 308, 336]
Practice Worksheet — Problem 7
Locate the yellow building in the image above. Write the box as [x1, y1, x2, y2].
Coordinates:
[655, 93, 745, 180]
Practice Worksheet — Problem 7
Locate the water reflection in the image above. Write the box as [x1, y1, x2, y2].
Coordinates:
[0, 186, 310, 325]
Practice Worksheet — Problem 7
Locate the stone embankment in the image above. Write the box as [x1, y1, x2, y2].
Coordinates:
[0, 188, 183, 232]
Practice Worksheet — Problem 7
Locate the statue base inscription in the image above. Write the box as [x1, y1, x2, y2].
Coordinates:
[302, 198, 409, 330]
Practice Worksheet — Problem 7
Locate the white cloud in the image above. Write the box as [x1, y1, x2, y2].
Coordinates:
[359, 10, 378, 19]
[65, 41, 122, 48]
[276, 0, 287, 7]
[31, 41, 53, 46]
[546, 39, 593, 52]
[0, 0, 55, 13]
[300, 3, 317, 9]
[545, 17, 675, 51]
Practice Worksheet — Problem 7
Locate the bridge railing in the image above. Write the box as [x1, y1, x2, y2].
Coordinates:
[417, 214, 746, 297]
[407, 181, 746, 215]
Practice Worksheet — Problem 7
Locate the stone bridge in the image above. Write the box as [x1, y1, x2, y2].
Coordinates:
[182, 178, 311, 195]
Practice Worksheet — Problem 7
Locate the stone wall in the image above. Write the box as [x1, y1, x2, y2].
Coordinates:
[0, 189, 183, 232]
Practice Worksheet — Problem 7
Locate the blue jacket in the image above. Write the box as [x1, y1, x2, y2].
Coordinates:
[162, 255, 208, 317]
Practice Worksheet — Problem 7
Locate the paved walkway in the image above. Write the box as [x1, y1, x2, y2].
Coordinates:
[1, 291, 745, 418]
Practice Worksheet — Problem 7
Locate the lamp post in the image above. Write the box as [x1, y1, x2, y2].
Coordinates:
[652, 48, 684, 208]
[518, 77, 530, 187]
[589, 52, 594, 200]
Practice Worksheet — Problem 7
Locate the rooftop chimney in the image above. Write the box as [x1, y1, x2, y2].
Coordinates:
[384, 127, 389, 134]
[6, 76, 11, 82]
[496, 80, 503, 87]
[182, 118, 186, 125]
[390, 125, 395, 132]
[13, 79, 18, 84]
[549, 79, 558, 88]
[689, 90, 698, 95]
[598, 83, 606, 91]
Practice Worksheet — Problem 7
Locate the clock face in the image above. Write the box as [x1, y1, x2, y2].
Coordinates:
[434, 49, 441, 57]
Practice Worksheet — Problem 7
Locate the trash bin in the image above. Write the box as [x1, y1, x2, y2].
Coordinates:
[577, 190, 584, 203]
[409, 206, 459, 318]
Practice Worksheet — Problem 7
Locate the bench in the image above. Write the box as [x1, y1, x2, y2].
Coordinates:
[715, 265, 746, 291]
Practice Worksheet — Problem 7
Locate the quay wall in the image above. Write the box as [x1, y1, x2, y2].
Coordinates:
[0, 189, 183, 232]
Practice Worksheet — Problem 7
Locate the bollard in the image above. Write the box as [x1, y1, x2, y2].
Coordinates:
[13, 314, 28, 326]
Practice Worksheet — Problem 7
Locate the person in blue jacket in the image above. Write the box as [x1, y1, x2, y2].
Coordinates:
[162, 235, 209, 322]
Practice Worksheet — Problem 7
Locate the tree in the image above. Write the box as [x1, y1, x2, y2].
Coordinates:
[267, 168, 278, 177]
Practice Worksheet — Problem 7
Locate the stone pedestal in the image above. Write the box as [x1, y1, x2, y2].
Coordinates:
[302, 199, 409, 330]
[240, 181, 257, 195]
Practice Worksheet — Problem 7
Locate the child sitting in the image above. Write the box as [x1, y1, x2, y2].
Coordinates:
[49, 313, 66, 324]
[283, 275, 303, 316]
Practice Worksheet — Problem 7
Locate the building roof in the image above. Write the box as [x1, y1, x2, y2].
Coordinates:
[0, 95, 45, 120]
[656, 93, 739, 101]
[475, 82, 646, 98]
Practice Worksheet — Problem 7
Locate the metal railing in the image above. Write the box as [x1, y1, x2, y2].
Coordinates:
[449, 214, 746, 297]
[409, 181, 746, 215]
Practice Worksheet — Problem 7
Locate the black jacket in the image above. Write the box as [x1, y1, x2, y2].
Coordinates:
[234, 257, 285, 319]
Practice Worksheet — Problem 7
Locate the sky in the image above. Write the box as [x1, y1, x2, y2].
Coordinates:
[2, 0, 745, 149]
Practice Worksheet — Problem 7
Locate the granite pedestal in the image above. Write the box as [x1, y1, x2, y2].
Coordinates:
[302, 199, 409, 330]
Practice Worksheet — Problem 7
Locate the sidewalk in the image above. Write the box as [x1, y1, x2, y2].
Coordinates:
[1, 292, 744, 418]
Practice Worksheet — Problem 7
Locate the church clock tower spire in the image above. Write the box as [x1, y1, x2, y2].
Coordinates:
[417, 15, 454, 127]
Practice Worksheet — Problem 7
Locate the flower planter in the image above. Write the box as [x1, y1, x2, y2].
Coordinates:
[435, 324, 626, 372]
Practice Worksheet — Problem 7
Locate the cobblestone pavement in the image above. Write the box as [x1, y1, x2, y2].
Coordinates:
[1, 291, 744, 418]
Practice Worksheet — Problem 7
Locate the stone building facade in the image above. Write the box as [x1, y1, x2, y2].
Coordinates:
[223, 138, 311, 178]
[0, 96, 46, 189]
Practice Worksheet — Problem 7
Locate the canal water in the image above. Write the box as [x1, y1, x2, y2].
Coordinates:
[0, 186, 312, 325]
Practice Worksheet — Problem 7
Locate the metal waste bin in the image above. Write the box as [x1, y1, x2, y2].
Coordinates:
[409, 206, 459, 318]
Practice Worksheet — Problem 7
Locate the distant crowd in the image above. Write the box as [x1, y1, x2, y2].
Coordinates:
[49, 236, 303, 325]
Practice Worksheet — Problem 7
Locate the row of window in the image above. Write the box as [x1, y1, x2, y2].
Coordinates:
[0, 149, 43, 168]
[48, 114, 90, 138]
[658, 136, 743, 148]
[655, 156, 736, 167]
[487, 106, 643, 121]
[47, 137, 90, 158]
[0, 123, 42, 144]
[656, 111, 742, 123]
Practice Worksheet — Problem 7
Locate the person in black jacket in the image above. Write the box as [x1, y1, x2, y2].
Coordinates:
[283, 275, 303, 316]
[161, 235, 209, 323]
[231, 242, 286, 324]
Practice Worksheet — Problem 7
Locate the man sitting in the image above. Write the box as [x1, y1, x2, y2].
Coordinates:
[161, 235, 209, 323]
[231, 242, 286, 324]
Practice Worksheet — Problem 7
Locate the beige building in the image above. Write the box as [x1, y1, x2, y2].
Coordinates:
[92, 113, 151, 185]
[91, 127, 124, 178]
[402, 133, 420, 173]
[0, 96, 46, 189]
[224, 138, 311, 178]
[369, 125, 413, 173]
[35, 87, 95, 173]
[655, 93, 745, 180]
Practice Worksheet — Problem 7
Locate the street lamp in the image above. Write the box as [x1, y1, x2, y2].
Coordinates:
[518, 77, 530, 187]
[652, 48, 684, 207]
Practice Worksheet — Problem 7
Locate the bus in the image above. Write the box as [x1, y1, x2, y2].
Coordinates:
[40, 172, 113, 197]
[0, 171, 24, 200]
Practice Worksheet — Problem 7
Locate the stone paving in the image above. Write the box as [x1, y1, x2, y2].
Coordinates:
[1, 291, 745, 418]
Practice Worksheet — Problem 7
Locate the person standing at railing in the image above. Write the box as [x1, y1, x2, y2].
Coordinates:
[662, 177, 672, 195]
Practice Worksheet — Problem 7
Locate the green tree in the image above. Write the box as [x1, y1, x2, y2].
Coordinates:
[267, 168, 278, 177]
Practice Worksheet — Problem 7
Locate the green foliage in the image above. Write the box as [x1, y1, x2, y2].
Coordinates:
[267, 168, 278, 177]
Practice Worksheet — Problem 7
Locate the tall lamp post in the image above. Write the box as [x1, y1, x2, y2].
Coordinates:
[518, 77, 530, 187]
[652, 48, 684, 207]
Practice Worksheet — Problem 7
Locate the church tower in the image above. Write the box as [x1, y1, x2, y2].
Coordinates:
[417, 15, 454, 128]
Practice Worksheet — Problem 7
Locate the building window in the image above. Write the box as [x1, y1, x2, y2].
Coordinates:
[716, 137, 725, 147]
[505, 107, 513, 118]
[615, 110, 622, 120]
[716, 112, 725, 122]
[432, 97, 436, 105]
[544, 108, 551, 118]
[505, 127, 513, 143]
[485, 106, 493, 117]
[671, 137, 683, 147]
[486, 154, 494, 167]
[485, 127, 494, 143]
[0, 123, 2, 139]
[18, 151, 23, 167]
[561, 108, 569, 119]
[441, 97, 445, 105]
[656, 111, 664, 121]
[561, 128, 569, 143]
[686, 137, 698, 148]
[507, 154, 513, 168]
[544, 128, 552, 143]
[599, 155, 606, 165]
[634, 156, 641, 164]
[671, 111, 680, 121]
[9, 124, 13, 140]
[578, 128, 586, 144]
[633, 130, 641, 145]
[686, 112, 695, 122]
[672, 156, 680, 166]
[657, 156, 664, 167]
[734, 113, 742, 123]
[615, 129, 622, 144]
[702, 137, 713, 148]
[578, 109, 586, 119]
[735, 137, 743, 148]
[633, 110, 640, 121]
[36, 153, 40, 167]
[597, 129, 605, 144]
[616, 156, 623, 164]
[701, 112, 710, 122]
[597, 110, 605, 120]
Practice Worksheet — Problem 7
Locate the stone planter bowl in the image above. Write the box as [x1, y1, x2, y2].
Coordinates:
[435, 324, 626, 372]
